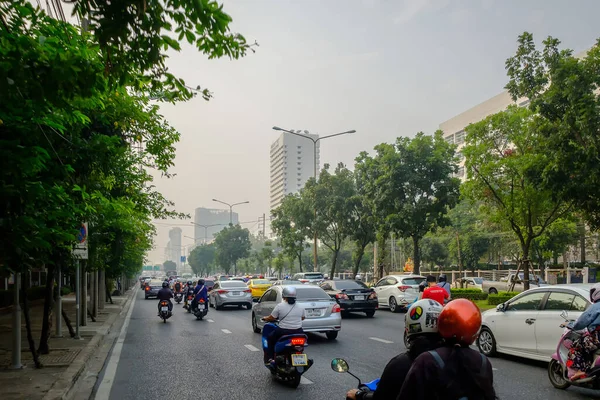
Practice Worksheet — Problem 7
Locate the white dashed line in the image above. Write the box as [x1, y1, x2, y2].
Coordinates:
[300, 376, 314, 385]
[206, 319, 214, 323]
[369, 337, 394, 344]
[221, 329, 232, 334]
[492, 368, 498, 371]
[244, 344, 260, 352]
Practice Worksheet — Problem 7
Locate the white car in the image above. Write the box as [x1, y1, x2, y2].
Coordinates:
[453, 277, 484, 291]
[373, 275, 426, 313]
[477, 284, 593, 362]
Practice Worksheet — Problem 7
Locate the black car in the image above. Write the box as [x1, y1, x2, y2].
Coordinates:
[319, 280, 378, 317]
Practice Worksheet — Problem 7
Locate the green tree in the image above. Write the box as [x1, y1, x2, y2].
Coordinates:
[463, 106, 573, 290]
[349, 172, 377, 278]
[420, 236, 449, 270]
[188, 243, 216, 276]
[532, 217, 578, 267]
[505, 33, 600, 228]
[163, 260, 177, 271]
[360, 132, 460, 275]
[273, 253, 285, 278]
[214, 224, 251, 275]
[271, 195, 310, 273]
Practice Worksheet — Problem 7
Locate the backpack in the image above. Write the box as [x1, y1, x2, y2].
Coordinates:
[427, 350, 488, 400]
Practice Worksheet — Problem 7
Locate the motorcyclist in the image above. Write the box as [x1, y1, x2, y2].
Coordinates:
[173, 280, 182, 293]
[566, 282, 600, 381]
[397, 298, 496, 400]
[422, 275, 449, 306]
[183, 280, 195, 309]
[156, 282, 174, 316]
[437, 274, 452, 299]
[261, 286, 305, 364]
[346, 299, 444, 400]
[191, 279, 209, 312]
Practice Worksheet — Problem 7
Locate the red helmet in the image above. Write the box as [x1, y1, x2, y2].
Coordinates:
[438, 299, 482, 346]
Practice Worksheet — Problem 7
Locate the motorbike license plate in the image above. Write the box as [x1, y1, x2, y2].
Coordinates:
[354, 295, 365, 300]
[291, 353, 308, 366]
[306, 308, 322, 318]
[161, 307, 168, 311]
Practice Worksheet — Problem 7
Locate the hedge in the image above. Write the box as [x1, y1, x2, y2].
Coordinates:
[450, 289, 488, 301]
[60, 287, 72, 296]
[487, 291, 519, 306]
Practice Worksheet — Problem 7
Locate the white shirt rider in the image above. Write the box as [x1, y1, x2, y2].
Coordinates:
[270, 300, 306, 330]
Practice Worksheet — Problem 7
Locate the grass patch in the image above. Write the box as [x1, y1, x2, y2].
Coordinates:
[473, 299, 496, 311]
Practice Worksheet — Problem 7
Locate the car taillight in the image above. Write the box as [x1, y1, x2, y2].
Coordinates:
[145, 286, 150, 291]
[290, 337, 306, 346]
[332, 304, 341, 313]
[244, 289, 252, 293]
[299, 279, 309, 283]
[397, 285, 411, 292]
[335, 293, 349, 300]
[368, 292, 378, 300]
[217, 290, 228, 294]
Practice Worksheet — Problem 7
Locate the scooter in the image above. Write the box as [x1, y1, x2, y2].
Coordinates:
[261, 321, 313, 388]
[158, 300, 172, 323]
[331, 358, 379, 399]
[192, 299, 208, 320]
[548, 310, 600, 390]
[174, 291, 183, 304]
[184, 293, 194, 313]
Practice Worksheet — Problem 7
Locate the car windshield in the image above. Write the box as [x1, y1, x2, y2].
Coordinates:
[221, 281, 247, 288]
[150, 280, 163, 286]
[296, 287, 330, 300]
[334, 281, 368, 289]
[401, 277, 425, 285]
[304, 273, 324, 279]
[282, 280, 303, 285]
[473, 278, 483, 284]
[252, 279, 270, 285]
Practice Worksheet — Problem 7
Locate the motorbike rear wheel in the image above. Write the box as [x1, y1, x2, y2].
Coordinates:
[288, 372, 301, 388]
[548, 359, 571, 389]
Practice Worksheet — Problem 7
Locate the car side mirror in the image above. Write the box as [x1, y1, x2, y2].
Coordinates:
[496, 303, 506, 312]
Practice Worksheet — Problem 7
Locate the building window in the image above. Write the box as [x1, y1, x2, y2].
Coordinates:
[445, 134, 454, 144]
[518, 99, 530, 107]
[455, 130, 466, 145]
[457, 166, 465, 177]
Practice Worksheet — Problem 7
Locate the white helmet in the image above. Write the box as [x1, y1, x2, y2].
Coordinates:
[405, 299, 443, 338]
[590, 282, 600, 303]
[282, 286, 297, 298]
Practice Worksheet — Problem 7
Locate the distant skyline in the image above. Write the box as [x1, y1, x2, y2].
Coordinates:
[147, 0, 599, 265]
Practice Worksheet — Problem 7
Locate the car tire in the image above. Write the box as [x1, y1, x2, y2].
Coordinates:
[145, 295, 148, 300]
[489, 288, 498, 295]
[548, 359, 571, 389]
[215, 302, 222, 310]
[365, 310, 375, 318]
[477, 327, 497, 356]
[326, 331, 338, 340]
[252, 313, 261, 333]
[238, 304, 243, 309]
[246, 303, 252, 310]
[389, 297, 401, 313]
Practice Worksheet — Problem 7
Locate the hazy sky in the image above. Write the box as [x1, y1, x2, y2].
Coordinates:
[149, 0, 599, 265]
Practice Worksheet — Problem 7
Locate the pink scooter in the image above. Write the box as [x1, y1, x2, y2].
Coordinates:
[548, 310, 600, 390]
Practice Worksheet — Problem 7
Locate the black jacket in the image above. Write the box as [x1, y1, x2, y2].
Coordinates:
[157, 288, 174, 301]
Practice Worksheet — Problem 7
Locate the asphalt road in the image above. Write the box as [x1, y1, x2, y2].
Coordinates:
[96, 289, 600, 400]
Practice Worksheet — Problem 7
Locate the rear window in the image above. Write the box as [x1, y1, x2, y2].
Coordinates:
[304, 273, 324, 279]
[221, 281, 247, 288]
[252, 279, 270, 285]
[296, 287, 330, 300]
[204, 280, 215, 286]
[334, 281, 368, 289]
[401, 277, 425, 285]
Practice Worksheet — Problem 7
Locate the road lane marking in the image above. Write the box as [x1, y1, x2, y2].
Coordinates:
[244, 344, 260, 352]
[369, 337, 393, 344]
[207, 319, 214, 323]
[95, 288, 138, 400]
[300, 376, 313, 385]
[221, 329, 232, 334]
[492, 368, 498, 371]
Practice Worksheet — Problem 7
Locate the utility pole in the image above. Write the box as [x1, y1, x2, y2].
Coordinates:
[11, 272, 22, 369]
[55, 266, 62, 337]
[262, 213, 266, 238]
[75, 259, 81, 339]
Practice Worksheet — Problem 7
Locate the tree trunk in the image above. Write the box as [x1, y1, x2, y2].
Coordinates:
[105, 279, 113, 305]
[38, 264, 55, 355]
[376, 234, 386, 279]
[553, 252, 558, 266]
[522, 240, 531, 291]
[353, 245, 366, 278]
[297, 253, 303, 273]
[329, 249, 340, 278]
[22, 274, 42, 368]
[412, 236, 421, 275]
[62, 309, 76, 338]
[580, 222, 586, 263]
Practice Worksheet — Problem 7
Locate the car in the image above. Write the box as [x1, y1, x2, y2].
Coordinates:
[373, 275, 426, 313]
[292, 272, 325, 284]
[271, 280, 304, 286]
[477, 284, 592, 362]
[141, 277, 152, 288]
[139, 276, 151, 286]
[144, 279, 164, 299]
[228, 277, 246, 282]
[453, 277, 484, 291]
[247, 278, 272, 300]
[319, 280, 378, 317]
[209, 280, 252, 310]
[251, 285, 342, 340]
[204, 279, 215, 292]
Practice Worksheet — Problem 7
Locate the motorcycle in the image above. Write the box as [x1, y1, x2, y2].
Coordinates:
[174, 291, 183, 304]
[548, 310, 600, 390]
[261, 321, 313, 388]
[192, 299, 209, 320]
[158, 300, 172, 323]
[331, 358, 380, 399]
[184, 292, 194, 312]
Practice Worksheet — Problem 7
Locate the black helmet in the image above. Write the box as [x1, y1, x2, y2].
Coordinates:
[198, 279, 205, 285]
[187, 280, 193, 286]
[439, 274, 447, 283]
[162, 281, 169, 288]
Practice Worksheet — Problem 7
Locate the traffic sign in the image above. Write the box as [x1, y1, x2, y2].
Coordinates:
[73, 222, 88, 259]
[180, 256, 186, 263]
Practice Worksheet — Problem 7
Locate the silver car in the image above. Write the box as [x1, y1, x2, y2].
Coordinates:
[209, 280, 252, 310]
[251, 285, 342, 340]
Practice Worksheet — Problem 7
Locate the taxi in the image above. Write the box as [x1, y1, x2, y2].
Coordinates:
[247, 278, 272, 300]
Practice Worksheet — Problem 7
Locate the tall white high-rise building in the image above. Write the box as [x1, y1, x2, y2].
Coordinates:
[270, 131, 320, 211]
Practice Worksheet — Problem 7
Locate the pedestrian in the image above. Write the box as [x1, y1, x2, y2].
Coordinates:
[437, 274, 451, 298]
[396, 299, 497, 400]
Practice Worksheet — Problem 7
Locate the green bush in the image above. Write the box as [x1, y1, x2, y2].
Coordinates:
[487, 291, 518, 305]
[451, 288, 484, 294]
[60, 287, 72, 296]
[450, 288, 488, 301]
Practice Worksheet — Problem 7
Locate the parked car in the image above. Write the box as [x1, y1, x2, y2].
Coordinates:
[251, 285, 342, 340]
[482, 272, 547, 295]
[209, 281, 252, 310]
[453, 277, 484, 291]
[271, 280, 304, 286]
[292, 272, 325, 284]
[319, 280, 378, 317]
[477, 284, 592, 362]
[144, 279, 164, 299]
[373, 275, 426, 313]
[247, 279, 272, 300]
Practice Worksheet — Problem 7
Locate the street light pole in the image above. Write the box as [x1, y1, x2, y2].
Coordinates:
[272, 126, 356, 272]
[212, 199, 250, 225]
[190, 222, 223, 244]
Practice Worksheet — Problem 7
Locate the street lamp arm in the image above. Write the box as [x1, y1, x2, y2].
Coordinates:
[231, 201, 250, 207]
[317, 130, 356, 141]
[212, 198, 231, 207]
[272, 127, 317, 143]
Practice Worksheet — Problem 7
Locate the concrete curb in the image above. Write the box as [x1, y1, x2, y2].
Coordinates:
[42, 288, 137, 400]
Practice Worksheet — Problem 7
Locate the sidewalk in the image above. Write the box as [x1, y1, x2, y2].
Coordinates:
[0, 287, 136, 400]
